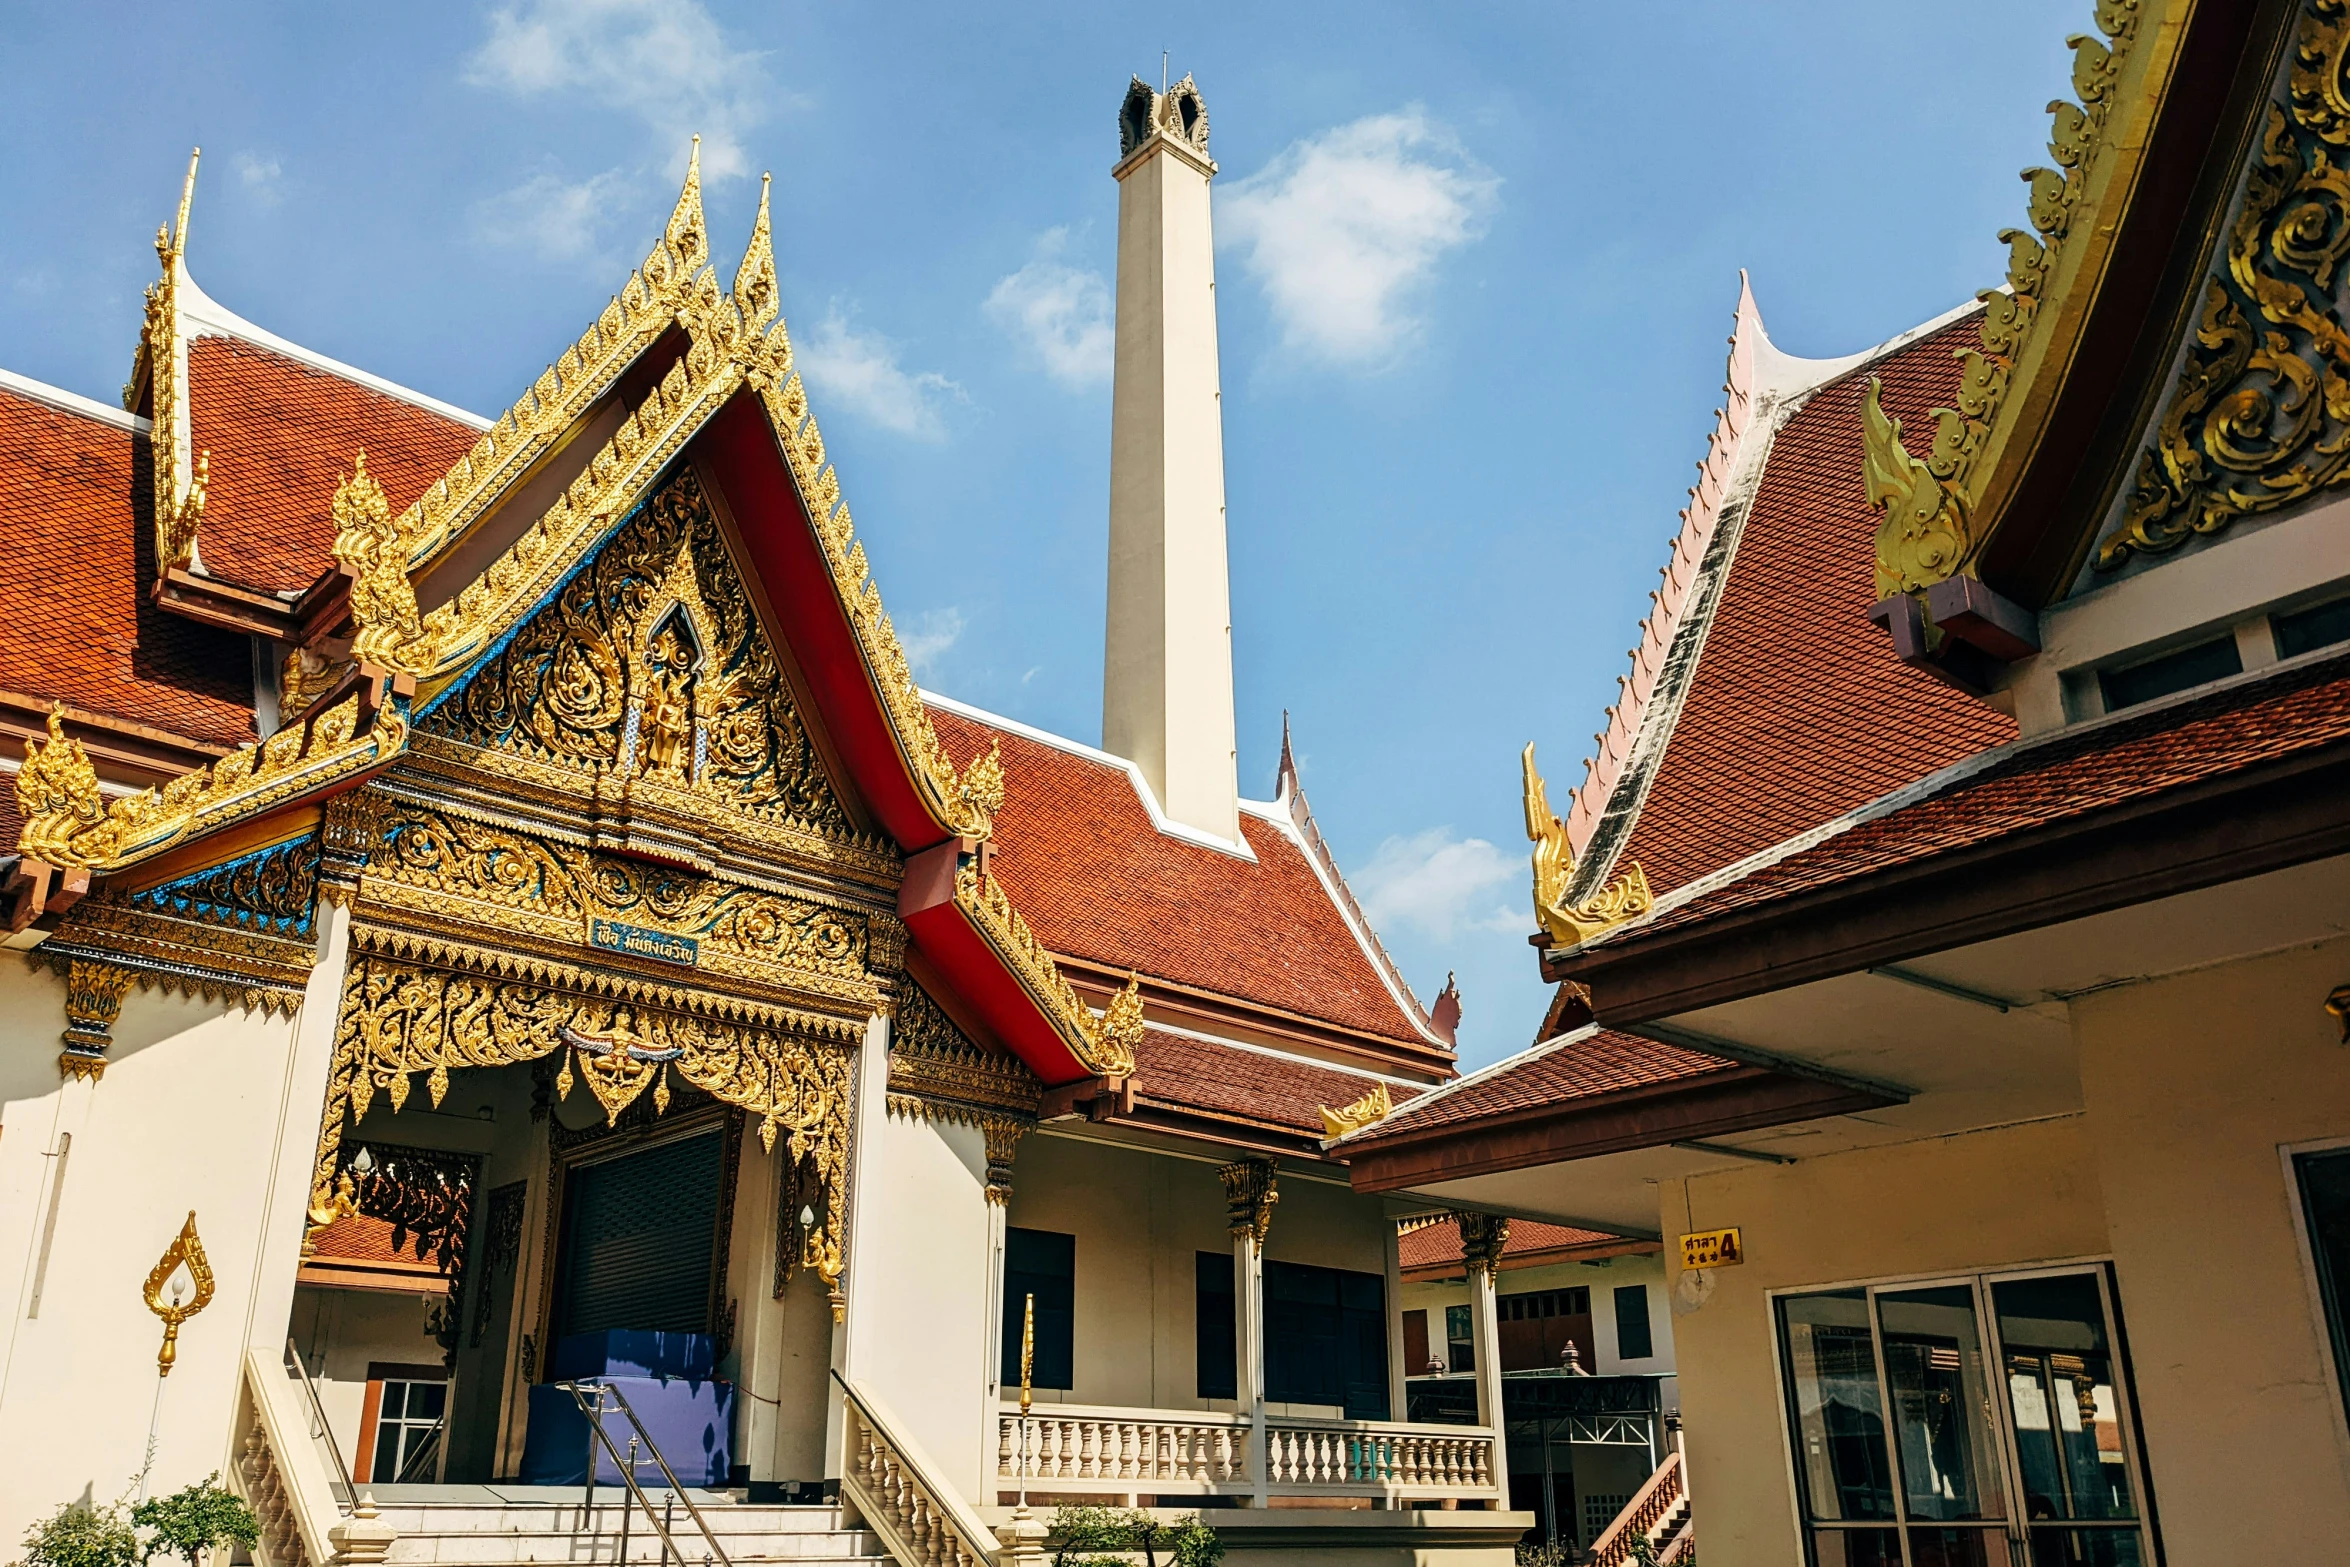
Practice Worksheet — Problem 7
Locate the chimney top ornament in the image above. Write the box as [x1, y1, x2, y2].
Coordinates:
[1119, 73, 1210, 160]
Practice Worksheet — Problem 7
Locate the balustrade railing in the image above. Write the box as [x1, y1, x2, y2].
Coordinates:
[1585, 1450, 1685, 1567]
[231, 1348, 396, 1567]
[836, 1371, 1000, 1567]
[995, 1403, 1499, 1502]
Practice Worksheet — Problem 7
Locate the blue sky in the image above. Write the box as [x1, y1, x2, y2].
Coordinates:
[0, 1, 2080, 1066]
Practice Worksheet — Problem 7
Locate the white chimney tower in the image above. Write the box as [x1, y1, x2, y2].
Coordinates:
[1102, 73, 1240, 845]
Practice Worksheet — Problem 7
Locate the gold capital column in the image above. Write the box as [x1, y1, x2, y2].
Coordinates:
[59, 957, 136, 1080]
[1455, 1212, 1509, 1439]
[1219, 1158, 1277, 1505]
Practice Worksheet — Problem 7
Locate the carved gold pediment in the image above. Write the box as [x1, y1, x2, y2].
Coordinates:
[354, 804, 894, 1021]
[418, 466, 861, 867]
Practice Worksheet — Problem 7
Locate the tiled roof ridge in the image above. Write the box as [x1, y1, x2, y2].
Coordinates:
[921, 689, 1260, 863]
[1271, 714, 1444, 1046]
[0, 368, 152, 435]
[1334, 1024, 1596, 1143]
[177, 271, 491, 431]
[1565, 286, 1989, 896]
[1581, 637, 2350, 952]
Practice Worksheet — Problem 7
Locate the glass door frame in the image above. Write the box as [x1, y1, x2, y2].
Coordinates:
[1771, 1261, 2160, 1567]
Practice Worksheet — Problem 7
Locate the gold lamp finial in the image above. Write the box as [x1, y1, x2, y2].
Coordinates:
[142, 1211, 216, 1377]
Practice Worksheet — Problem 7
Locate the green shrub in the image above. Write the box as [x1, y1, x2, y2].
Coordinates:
[1045, 1506, 1223, 1567]
[14, 1500, 140, 1567]
[12, 1477, 258, 1567]
[133, 1477, 258, 1567]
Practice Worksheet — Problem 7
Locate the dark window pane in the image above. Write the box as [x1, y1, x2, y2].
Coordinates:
[1809, 1528, 1903, 1567]
[408, 1381, 446, 1419]
[1614, 1285, 1654, 1361]
[1904, 1527, 2009, 1566]
[2098, 636, 2240, 712]
[379, 1383, 406, 1419]
[1263, 1259, 1389, 1418]
[1196, 1251, 1236, 1400]
[2299, 1149, 2350, 1430]
[1877, 1286, 2007, 1523]
[2276, 595, 2350, 659]
[1446, 1304, 1474, 1374]
[2023, 1527, 2143, 1566]
[1778, 1291, 1895, 1522]
[1001, 1227, 1075, 1390]
[1991, 1273, 2135, 1524]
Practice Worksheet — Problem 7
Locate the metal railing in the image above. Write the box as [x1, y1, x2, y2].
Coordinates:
[282, 1339, 358, 1514]
[554, 1380, 735, 1567]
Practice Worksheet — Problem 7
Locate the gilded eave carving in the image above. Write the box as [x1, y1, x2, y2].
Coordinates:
[1521, 743, 1652, 949]
[2106, 1, 2350, 565]
[886, 978, 1041, 1125]
[1863, 0, 2159, 599]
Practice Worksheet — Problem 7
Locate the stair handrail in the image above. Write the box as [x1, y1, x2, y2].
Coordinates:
[1584, 1448, 1683, 1567]
[554, 1380, 735, 1567]
[832, 1369, 999, 1567]
[281, 1339, 359, 1513]
[237, 1348, 357, 1567]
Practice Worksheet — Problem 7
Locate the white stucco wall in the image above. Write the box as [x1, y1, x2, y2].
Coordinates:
[0, 905, 349, 1539]
[839, 1019, 993, 1500]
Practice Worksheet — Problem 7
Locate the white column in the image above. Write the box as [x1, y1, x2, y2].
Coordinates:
[826, 1012, 893, 1489]
[1382, 1219, 1408, 1428]
[978, 1156, 1010, 1503]
[1103, 75, 1239, 844]
[1235, 1229, 1267, 1505]
[1468, 1265, 1504, 1434]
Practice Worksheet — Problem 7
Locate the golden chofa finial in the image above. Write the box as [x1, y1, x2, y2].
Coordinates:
[1522, 742, 1653, 948]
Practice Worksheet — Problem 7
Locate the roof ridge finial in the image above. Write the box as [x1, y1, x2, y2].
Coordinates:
[733, 171, 779, 334]
[161, 147, 200, 265]
[1277, 708, 1296, 797]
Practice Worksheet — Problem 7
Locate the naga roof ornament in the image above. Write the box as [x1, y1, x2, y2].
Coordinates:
[1861, 0, 2144, 600]
[130, 148, 209, 575]
[1522, 743, 1652, 949]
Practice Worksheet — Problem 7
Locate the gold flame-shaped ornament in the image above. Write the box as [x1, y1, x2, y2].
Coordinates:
[143, 1211, 217, 1376]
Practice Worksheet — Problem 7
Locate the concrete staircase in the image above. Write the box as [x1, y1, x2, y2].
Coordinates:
[361, 1492, 889, 1566]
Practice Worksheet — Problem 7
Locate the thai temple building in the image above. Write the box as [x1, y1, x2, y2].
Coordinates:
[11, 2, 2350, 1565]
[0, 70, 1654, 1567]
[1341, 2, 2350, 1562]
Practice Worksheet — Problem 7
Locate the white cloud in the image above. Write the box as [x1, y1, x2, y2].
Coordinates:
[1219, 109, 1499, 368]
[1352, 827, 1525, 943]
[470, 167, 635, 265]
[986, 229, 1114, 388]
[465, 0, 770, 179]
[232, 152, 283, 204]
[796, 304, 964, 440]
[897, 608, 966, 678]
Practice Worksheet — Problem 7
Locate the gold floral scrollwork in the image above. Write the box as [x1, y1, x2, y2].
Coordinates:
[1320, 1081, 1394, 1140]
[311, 953, 855, 1306]
[2105, 2, 2350, 567]
[1862, 379, 1971, 599]
[1219, 1158, 1278, 1248]
[143, 1211, 217, 1376]
[1456, 1211, 1509, 1279]
[1522, 744, 1652, 947]
[983, 1118, 1027, 1205]
[333, 451, 432, 674]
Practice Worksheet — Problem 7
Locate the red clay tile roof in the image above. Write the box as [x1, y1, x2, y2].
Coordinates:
[1628, 652, 2350, 940]
[0, 384, 255, 746]
[1348, 1028, 1733, 1144]
[1397, 1216, 1626, 1271]
[186, 335, 481, 594]
[928, 704, 1432, 1047]
[1607, 321, 2016, 896]
[1133, 1027, 1418, 1136]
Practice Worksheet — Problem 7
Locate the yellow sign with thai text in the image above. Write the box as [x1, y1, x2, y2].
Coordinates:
[1680, 1227, 1743, 1270]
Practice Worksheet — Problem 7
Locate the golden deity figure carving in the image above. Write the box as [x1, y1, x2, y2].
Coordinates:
[1522, 743, 1653, 948]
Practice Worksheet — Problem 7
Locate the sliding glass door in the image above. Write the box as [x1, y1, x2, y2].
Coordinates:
[1776, 1268, 2152, 1567]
